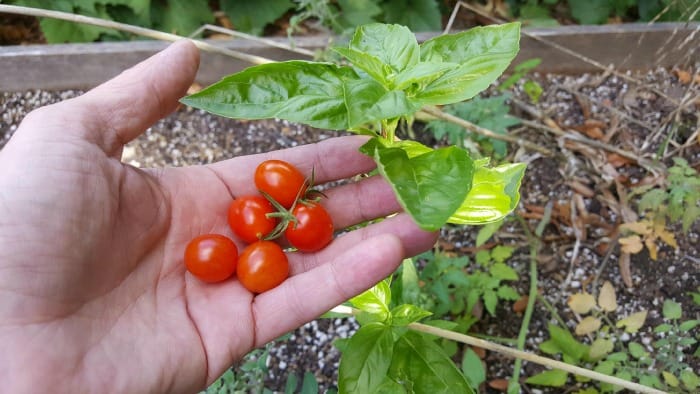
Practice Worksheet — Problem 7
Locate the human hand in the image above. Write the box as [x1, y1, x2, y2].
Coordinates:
[0, 41, 437, 393]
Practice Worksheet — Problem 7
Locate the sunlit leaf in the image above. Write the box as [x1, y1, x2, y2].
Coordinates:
[568, 293, 596, 314]
[448, 162, 526, 225]
[390, 304, 432, 326]
[598, 281, 617, 312]
[575, 316, 602, 336]
[616, 311, 647, 333]
[621, 221, 652, 235]
[350, 280, 391, 322]
[618, 235, 644, 254]
[662, 371, 680, 387]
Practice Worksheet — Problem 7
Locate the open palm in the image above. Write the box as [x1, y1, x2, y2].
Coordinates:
[0, 41, 436, 393]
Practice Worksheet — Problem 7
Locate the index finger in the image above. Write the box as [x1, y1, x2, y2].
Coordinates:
[207, 135, 376, 196]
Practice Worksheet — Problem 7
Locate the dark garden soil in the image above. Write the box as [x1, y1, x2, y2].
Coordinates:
[1, 62, 698, 393]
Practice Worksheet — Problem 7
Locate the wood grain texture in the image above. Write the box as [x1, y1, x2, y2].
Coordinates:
[1, 23, 697, 91]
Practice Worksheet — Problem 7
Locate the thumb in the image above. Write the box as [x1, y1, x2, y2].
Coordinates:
[64, 40, 200, 155]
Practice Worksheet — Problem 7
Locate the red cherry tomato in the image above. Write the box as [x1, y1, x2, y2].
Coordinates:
[237, 241, 289, 293]
[254, 160, 307, 208]
[228, 196, 278, 244]
[285, 202, 334, 252]
[184, 234, 238, 283]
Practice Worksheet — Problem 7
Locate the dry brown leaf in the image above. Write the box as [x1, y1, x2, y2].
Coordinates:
[187, 83, 203, 95]
[544, 117, 562, 131]
[619, 252, 633, 287]
[607, 152, 634, 168]
[621, 221, 652, 235]
[471, 346, 487, 359]
[654, 222, 678, 248]
[645, 237, 658, 260]
[488, 379, 509, 391]
[616, 310, 648, 333]
[513, 295, 529, 314]
[568, 293, 596, 314]
[576, 316, 602, 336]
[598, 281, 618, 312]
[569, 181, 595, 198]
[673, 68, 692, 84]
[585, 126, 605, 140]
[619, 235, 644, 254]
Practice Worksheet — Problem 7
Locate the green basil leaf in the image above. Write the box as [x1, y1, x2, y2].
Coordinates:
[417, 23, 521, 105]
[393, 62, 458, 91]
[348, 23, 420, 74]
[392, 140, 433, 158]
[390, 304, 432, 326]
[420, 22, 521, 66]
[332, 47, 393, 86]
[374, 377, 408, 393]
[448, 162, 526, 225]
[350, 280, 392, 322]
[399, 259, 421, 305]
[182, 61, 418, 131]
[389, 331, 475, 393]
[338, 323, 395, 394]
[369, 143, 474, 231]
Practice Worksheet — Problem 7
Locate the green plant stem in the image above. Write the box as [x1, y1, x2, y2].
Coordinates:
[509, 216, 540, 392]
[0, 4, 274, 65]
[536, 294, 568, 329]
[420, 106, 552, 155]
[329, 306, 666, 393]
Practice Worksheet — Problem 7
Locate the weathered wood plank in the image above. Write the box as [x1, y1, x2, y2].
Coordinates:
[0, 23, 697, 91]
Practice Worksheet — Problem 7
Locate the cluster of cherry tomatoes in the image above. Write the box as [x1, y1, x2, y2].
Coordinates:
[184, 160, 334, 293]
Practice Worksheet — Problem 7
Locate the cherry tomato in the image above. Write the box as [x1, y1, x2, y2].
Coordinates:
[285, 202, 334, 252]
[237, 241, 289, 293]
[254, 160, 307, 208]
[184, 234, 238, 283]
[228, 196, 278, 244]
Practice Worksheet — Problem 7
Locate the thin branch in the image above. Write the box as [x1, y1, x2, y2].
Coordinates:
[330, 305, 666, 393]
[420, 106, 553, 155]
[510, 98, 665, 173]
[0, 4, 274, 65]
[189, 24, 316, 57]
[552, 84, 655, 133]
[408, 323, 665, 394]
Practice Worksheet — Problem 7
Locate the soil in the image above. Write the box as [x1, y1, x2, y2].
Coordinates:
[1, 59, 698, 394]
